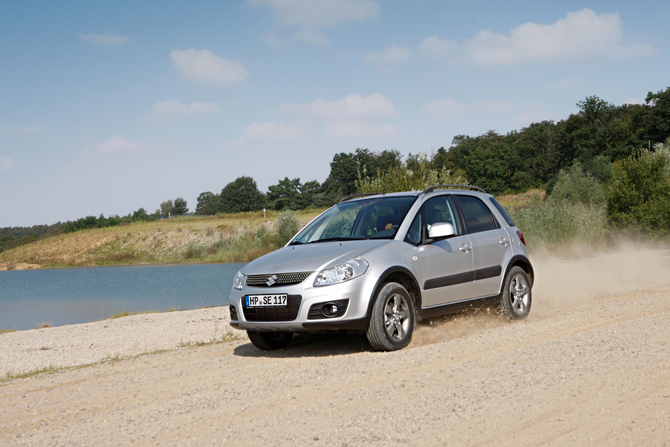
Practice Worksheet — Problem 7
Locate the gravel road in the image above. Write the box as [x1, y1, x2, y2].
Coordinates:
[1, 249, 669, 446]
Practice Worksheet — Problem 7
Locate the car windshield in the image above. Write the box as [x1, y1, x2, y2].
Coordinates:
[289, 196, 418, 245]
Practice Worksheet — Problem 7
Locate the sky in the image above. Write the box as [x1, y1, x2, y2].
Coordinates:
[1, 0, 669, 227]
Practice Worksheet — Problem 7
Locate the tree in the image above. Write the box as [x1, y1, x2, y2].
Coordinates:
[357, 153, 468, 193]
[300, 180, 322, 208]
[267, 177, 303, 210]
[160, 200, 174, 218]
[607, 146, 670, 237]
[550, 162, 605, 205]
[132, 208, 149, 221]
[644, 87, 670, 143]
[322, 148, 402, 197]
[220, 176, 265, 213]
[195, 192, 221, 215]
[173, 197, 188, 215]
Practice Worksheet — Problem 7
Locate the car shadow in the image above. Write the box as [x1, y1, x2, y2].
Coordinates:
[233, 332, 374, 358]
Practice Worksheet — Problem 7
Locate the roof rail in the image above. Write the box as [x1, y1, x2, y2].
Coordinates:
[422, 184, 487, 194]
[339, 192, 380, 203]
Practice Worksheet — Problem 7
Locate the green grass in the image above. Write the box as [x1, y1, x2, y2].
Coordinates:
[1, 332, 245, 384]
[508, 197, 608, 251]
[0, 209, 323, 270]
[4, 365, 58, 381]
[0, 329, 18, 334]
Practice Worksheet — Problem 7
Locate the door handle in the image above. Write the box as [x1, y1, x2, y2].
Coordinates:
[499, 238, 509, 246]
[459, 244, 471, 252]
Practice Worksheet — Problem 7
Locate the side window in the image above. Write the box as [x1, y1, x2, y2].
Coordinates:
[404, 212, 422, 245]
[423, 196, 461, 235]
[456, 195, 498, 233]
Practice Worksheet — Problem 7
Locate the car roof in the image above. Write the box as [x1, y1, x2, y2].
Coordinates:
[340, 185, 489, 203]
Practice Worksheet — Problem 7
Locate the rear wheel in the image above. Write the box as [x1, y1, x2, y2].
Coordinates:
[247, 331, 293, 350]
[366, 282, 414, 351]
[500, 266, 531, 320]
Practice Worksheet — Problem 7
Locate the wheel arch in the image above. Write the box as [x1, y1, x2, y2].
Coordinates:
[364, 266, 423, 326]
[505, 255, 534, 288]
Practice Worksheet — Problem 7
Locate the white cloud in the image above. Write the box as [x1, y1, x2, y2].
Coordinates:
[417, 35, 457, 59]
[170, 49, 249, 85]
[362, 44, 413, 68]
[422, 99, 557, 129]
[80, 136, 180, 161]
[324, 121, 398, 139]
[264, 34, 284, 49]
[419, 8, 656, 66]
[278, 93, 395, 120]
[143, 100, 220, 123]
[422, 99, 517, 119]
[624, 98, 646, 106]
[79, 33, 130, 46]
[237, 121, 309, 144]
[249, 0, 379, 45]
[0, 156, 15, 172]
[152, 100, 220, 115]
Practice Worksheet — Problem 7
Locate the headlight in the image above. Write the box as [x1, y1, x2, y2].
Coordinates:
[314, 257, 369, 287]
[233, 270, 245, 290]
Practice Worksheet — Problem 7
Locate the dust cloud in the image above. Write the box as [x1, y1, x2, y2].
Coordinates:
[410, 245, 670, 348]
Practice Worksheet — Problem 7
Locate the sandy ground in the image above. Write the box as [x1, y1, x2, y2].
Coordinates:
[1, 248, 669, 446]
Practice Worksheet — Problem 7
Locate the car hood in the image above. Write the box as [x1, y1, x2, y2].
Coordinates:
[242, 240, 391, 275]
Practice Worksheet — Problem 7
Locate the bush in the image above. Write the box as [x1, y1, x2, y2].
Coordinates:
[275, 211, 300, 246]
[356, 153, 468, 194]
[509, 195, 608, 250]
[549, 162, 605, 205]
[606, 145, 670, 238]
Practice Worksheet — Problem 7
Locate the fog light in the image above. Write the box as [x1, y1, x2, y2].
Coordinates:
[330, 305, 338, 314]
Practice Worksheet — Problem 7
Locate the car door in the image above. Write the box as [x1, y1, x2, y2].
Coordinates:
[454, 195, 511, 298]
[413, 195, 476, 308]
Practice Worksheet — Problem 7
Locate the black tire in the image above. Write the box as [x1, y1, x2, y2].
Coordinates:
[247, 331, 293, 350]
[366, 282, 415, 351]
[500, 266, 532, 320]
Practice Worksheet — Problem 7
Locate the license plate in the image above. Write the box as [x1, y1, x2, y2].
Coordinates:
[245, 294, 288, 308]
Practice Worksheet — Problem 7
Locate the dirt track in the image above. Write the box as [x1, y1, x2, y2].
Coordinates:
[1, 249, 669, 446]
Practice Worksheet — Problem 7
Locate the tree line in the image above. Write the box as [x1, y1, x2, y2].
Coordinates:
[3, 86, 669, 251]
[195, 87, 670, 215]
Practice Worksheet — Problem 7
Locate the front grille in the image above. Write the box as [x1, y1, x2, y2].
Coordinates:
[246, 272, 312, 287]
[242, 295, 301, 321]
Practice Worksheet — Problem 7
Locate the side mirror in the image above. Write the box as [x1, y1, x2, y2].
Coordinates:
[428, 222, 455, 240]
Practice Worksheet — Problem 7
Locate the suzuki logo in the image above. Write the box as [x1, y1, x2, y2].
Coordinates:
[266, 275, 278, 286]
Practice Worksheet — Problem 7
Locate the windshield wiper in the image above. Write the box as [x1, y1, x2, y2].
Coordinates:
[308, 236, 367, 244]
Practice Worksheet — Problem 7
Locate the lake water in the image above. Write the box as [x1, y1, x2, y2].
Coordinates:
[0, 263, 244, 331]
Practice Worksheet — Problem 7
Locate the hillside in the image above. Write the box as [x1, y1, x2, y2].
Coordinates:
[0, 210, 322, 271]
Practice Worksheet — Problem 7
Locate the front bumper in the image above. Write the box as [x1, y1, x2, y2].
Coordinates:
[228, 272, 378, 332]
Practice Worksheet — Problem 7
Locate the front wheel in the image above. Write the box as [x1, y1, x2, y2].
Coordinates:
[247, 331, 293, 350]
[499, 266, 532, 320]
[366, 282, 415, 351]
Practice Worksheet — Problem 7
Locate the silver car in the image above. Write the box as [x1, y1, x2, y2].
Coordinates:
[229, 185, 533, 351]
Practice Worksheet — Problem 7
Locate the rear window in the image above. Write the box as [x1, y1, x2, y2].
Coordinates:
[489, 197, 515, 227]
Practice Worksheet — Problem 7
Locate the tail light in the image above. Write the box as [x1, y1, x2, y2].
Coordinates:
[516, 230, 527, 246]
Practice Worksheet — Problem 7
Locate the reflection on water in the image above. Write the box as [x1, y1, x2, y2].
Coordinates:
[0, 263, 244, 330]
